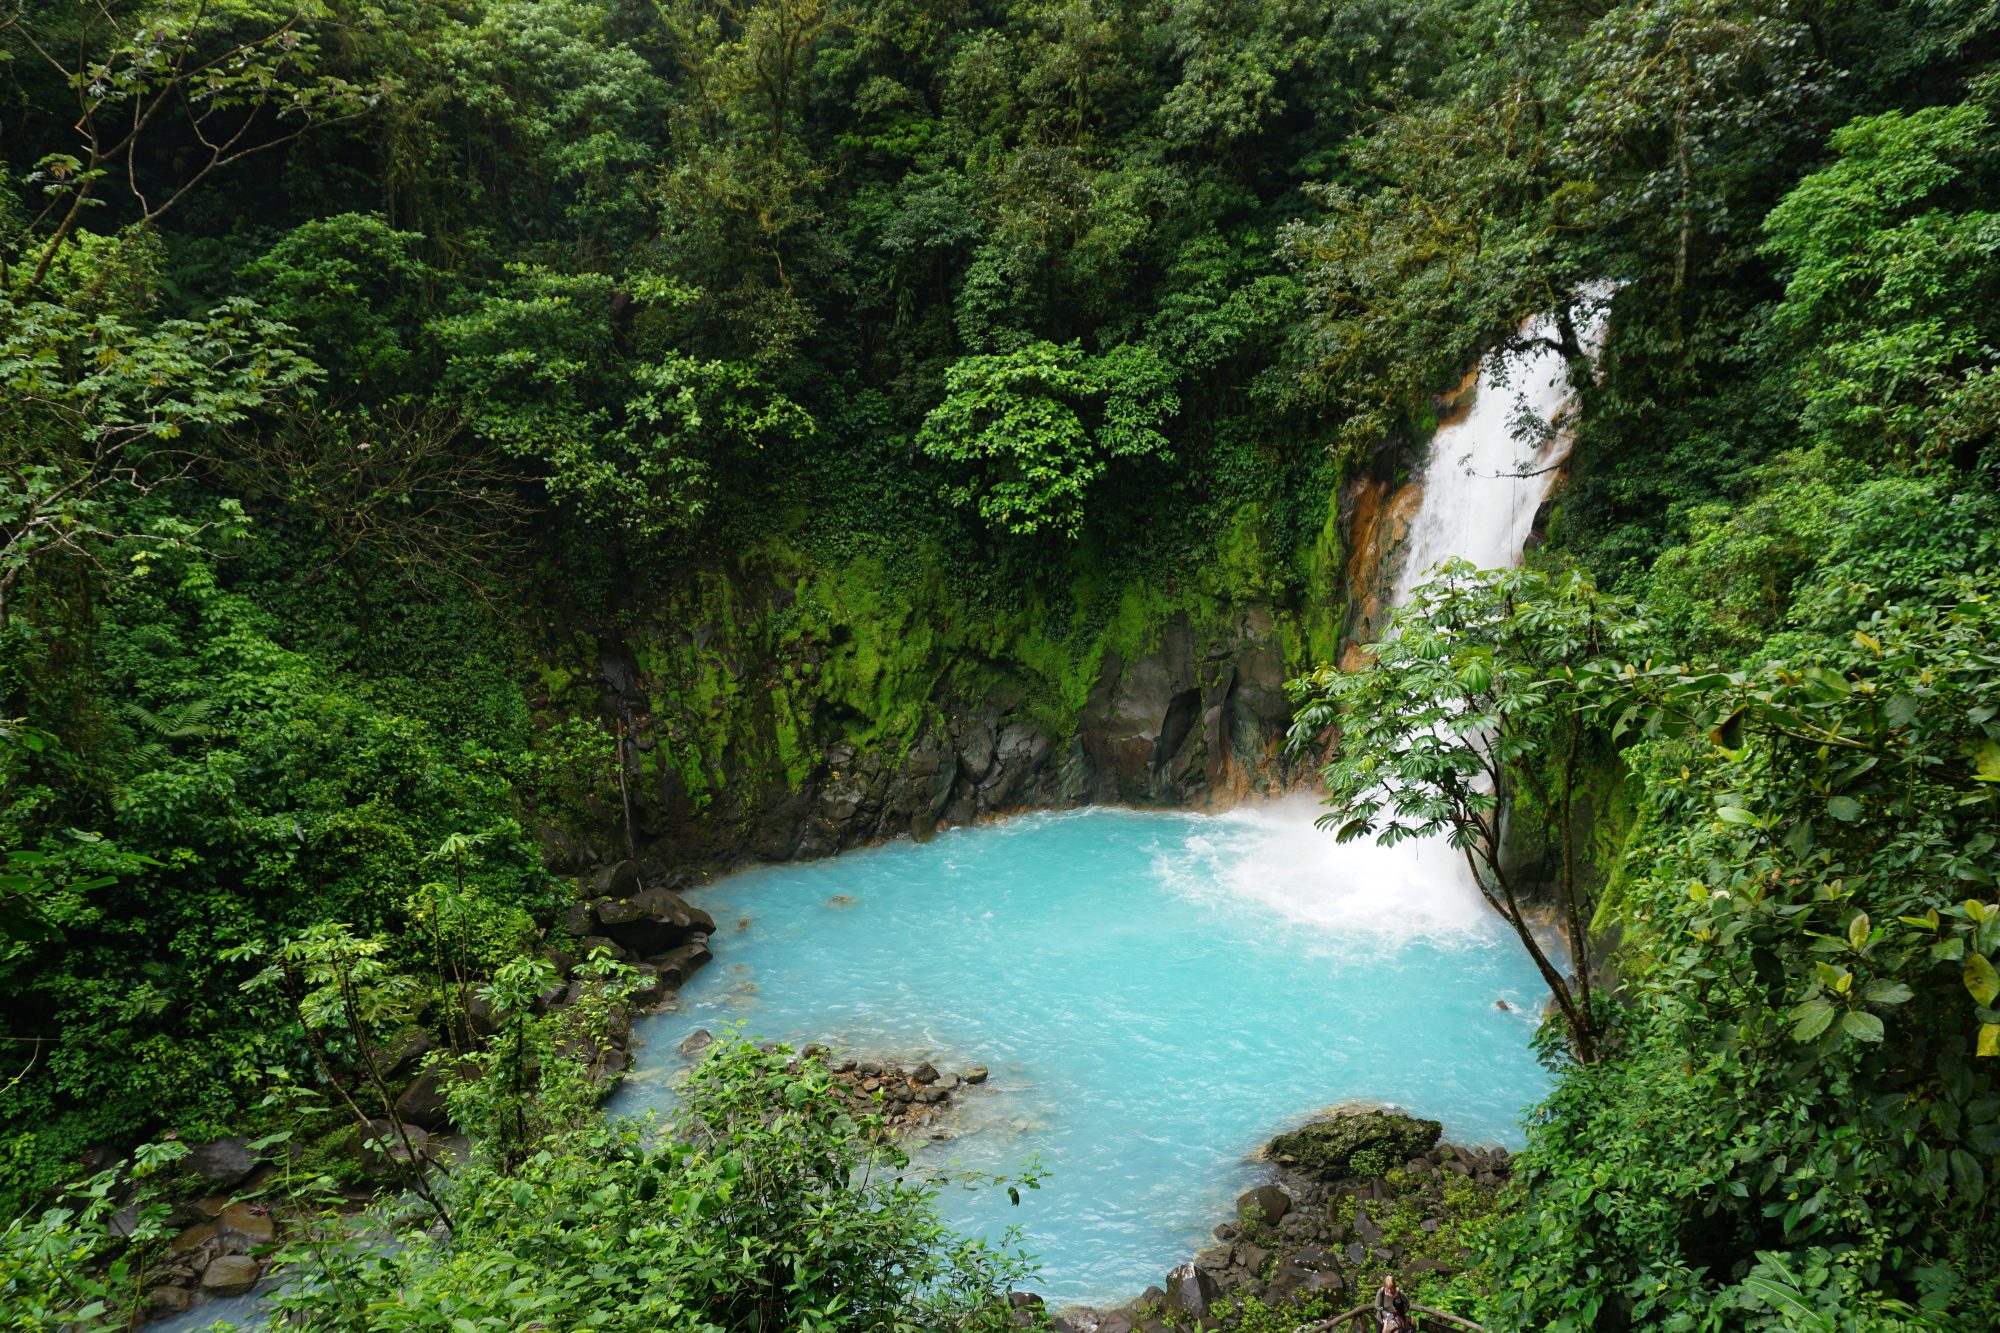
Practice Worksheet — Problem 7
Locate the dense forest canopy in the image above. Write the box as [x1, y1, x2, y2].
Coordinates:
[4, 0, 2000, 1329]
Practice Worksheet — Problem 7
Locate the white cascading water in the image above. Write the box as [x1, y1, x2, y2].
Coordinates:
[1390, 294, 1614, 602]
[1213, 291, 1615, 939]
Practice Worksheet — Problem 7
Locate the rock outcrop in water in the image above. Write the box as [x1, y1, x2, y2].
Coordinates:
[825, 1053, 981, 1134]
[1045, 1126, 1511, 1333]
[1264, 1109, 1443, 1182]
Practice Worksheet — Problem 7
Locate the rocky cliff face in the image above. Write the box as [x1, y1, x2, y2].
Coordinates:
[528, 524, 1328, 876]
[550, 593, 1305, 877]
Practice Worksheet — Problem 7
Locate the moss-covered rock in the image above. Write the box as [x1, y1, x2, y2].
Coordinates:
[1265, 1110, 1442, 1181]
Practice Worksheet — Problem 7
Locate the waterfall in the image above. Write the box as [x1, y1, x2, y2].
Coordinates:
[1228, 294, 1615, 942]
[1389, 291, 1615, 600]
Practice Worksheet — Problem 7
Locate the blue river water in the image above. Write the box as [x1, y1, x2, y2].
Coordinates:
[611, 799, 1556, 1307]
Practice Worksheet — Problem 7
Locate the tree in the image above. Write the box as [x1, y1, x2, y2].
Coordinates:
[237, 922, 455, 1227]
[221, 405, 537, 595]
[651, 0, 847, 361]
[1487, 572, 2000, 1330]
[1760, 102, 2000, 468]
[0, 0, 377, 292]
[0, 280, 316, 629]
[917, 339, 1177, 538]
[1287, 560, 1646, 1063]
[434, 265, 812, 539]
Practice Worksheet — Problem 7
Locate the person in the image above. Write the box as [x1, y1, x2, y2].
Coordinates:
[1375, 1273, 1412, 1333]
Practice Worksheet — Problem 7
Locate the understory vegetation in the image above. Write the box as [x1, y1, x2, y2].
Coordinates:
[4, 0, 1999, 1329]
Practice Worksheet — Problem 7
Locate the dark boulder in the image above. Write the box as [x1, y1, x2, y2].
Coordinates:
[395, 1066, 472, 1130]
[1162, 1262, 1221, 1321]
[558, 901, 593, 938]
[217, 1201, 274, 1250]
[595, 887, 716, 957]
[652, 938, 713, 988]
[367, 1027, 435, 1080]
[146, 1286, 194, 1315]
[577, 934, 630, 963]
[957, 720, 998, 784]
[170, 1222, 219, 1255]
[678, 1028, 715, 1058]
[533, 978, 571, 1014]
[354, 1120, 429, 1177]
[1265, 1110, 1442, 1181]
[184, 1137, 262, 1190]
[466, 991, 502, 1037]
[589, 859, 642, 899]
[627, 965, 664, 1003]
[1236, 1184, 1291, 1227]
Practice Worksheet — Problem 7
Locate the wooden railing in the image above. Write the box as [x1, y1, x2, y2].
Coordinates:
[1293, 1304, 1485, 1333]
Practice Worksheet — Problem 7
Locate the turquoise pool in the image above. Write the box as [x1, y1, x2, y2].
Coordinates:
[612, 800, 1555, 1307]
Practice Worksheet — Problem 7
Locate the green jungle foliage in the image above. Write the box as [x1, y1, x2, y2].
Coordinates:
[2, 0, 1999, 1328]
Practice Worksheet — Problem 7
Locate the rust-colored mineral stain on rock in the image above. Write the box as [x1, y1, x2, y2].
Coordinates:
[1342, 475, 1425, 649]
[1432, 366, 1480, 429]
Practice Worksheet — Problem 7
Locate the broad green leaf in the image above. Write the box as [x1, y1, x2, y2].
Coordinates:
[1950, 1148, 1986, 1202]
[1980, 1024, 2000, 1059]
[1791, 997, 1837, 1042]
[1841, 1009, 1884, 1042]
[1967, 952, 2000, 1009]
[1826, 795, 1863, 822]
[1848, 911, 1871, 952]
[1973, 739, 2000, 784]
[1861, 979, 1913, 1006]
[1741, 1275, 1827, 1330]
[1716, 806, 1758, 826]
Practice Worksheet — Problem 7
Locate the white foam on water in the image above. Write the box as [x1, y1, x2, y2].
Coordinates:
[1157, 798, 1495, 944]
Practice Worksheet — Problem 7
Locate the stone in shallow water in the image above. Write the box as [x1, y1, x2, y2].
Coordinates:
[147, 1286, 193, 1315]
[1161, 1263, 1220, 1320]
[678, 1028, 714, 1058]
[1235, 1183, 1291, 1227]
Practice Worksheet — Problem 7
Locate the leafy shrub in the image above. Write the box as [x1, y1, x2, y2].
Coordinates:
[277, 1036, 1036, 1332]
